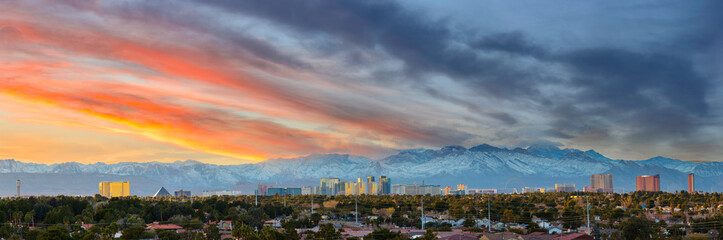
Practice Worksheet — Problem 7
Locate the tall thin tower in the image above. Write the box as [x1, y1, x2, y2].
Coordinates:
[16, 179, 20, 198]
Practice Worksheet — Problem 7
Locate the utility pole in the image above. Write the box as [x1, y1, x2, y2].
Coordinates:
[420, 195, 425, 230]
[355, 195, 359, 227]
[488, 197, 491, 232]
[586, 196, 590, 231]
[476, 196, 480, 229]
[255, 190, 258, 206]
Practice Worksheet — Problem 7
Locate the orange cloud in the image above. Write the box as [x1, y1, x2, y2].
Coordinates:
[0, 9, 456, 164]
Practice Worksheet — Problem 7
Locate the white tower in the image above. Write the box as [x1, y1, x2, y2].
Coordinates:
[16, 179, 20, 198]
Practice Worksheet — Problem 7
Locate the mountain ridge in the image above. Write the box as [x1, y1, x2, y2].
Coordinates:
[1, 144, 722, 196]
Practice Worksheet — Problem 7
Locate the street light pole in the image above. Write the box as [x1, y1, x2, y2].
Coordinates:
[587, 196, 590, 231]
[421, 195, 425, 231]
[488, 197, 491, 232]
[355, 195, 359, 227]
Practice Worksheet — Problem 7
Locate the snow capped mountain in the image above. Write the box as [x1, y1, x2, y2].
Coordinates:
[637, 156, 698, 173]
[2, 144, 723, 195]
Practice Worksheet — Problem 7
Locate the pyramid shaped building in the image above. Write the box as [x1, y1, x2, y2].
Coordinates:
[153, 187, 171, 197]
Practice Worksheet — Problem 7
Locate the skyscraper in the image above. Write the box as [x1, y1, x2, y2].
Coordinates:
[688, 173, 695, 193]
[591, 174, 614, 193]
[379, 176, 390, 195]
[320, 178, 341, 196]
[99, 182, 130, 197]
[366, 176, 376, 195]
[636, 175, 660, 192]
[555, 183, 575, 192]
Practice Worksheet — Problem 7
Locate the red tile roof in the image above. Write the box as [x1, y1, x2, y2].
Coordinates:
[554, 233, 594, 240]
[438, 234, 480, 240]
[146, 224, 183, 230]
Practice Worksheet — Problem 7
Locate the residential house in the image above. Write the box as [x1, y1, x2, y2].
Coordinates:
[437, 234, 480, 240]
[554, 233, 594, 240]
[479, 232, 522, 240]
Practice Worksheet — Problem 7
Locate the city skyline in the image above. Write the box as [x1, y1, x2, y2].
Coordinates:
[1, 1, 721, 239]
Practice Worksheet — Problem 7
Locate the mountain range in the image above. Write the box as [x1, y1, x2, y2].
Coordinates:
[1, 144, 722, 196]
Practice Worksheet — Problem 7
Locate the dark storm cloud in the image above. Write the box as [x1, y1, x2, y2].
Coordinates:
[196, 0, 719, 144]
[563, 48, 707, 115]
[471, 32, 547, 58]
[196, 0, 548, 98]
[546, 48, 710, 140]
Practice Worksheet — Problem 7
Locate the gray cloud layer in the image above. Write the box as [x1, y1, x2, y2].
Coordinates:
[195, 0, 722, 160]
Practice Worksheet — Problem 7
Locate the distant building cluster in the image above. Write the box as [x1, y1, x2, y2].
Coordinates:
[90, 170, 698, 198]
[315, 176, 392, 196]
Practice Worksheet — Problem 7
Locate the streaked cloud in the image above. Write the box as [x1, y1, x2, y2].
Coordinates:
[0, 0, 721, 163]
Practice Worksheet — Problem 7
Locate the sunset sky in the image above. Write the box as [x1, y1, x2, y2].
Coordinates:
[1, 1, 721, 164]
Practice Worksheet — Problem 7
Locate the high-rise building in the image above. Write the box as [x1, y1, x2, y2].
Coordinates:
[379, 176, 390, 195]
[16, 179, 20, 198]
[174, 189, 191, 197]
[302, 186, 315, 195]
[555, 183, 575, 192]
[521, 187, 540, 193]
[256, 182, 270, 196]
[420, 184, 442, 195]
[404, 184, 420, 195]
[391, 184, 403, 195]
[266, 187, 302, 195]
[456, 184, 468, 194]
[320, 178, 341, 196]
[443, 186, 453, 195]
[688, 173, 695, 193]
[636, 174, 660, 191]
[591, 174, 614, 193]
[366, 176, 377, 195]
[467, 189, 497, 194]
[99, 182, 130, 197]
[344, 182, 357, 195]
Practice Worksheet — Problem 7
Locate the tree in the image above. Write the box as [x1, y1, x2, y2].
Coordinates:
[25, 229, 43, 240]
[502, 209, 517, 223]
[260, 226, 285, 240]
[283, 224, 301, 240]
[421, 229, 436, 240]
[364, 228, 403, 240]
[204, 224, 222, 240]
[41, 226, 71, 240]
[44, 206, 74, 224]
[184, 218, 204, 231]
[310, 213, 322, 226]
[156, 230, 180, 240]
[526, 221, 544, 233]
[120, 226, 146, 240]
[314, 223, 341, 240]
[125, 215, 145, 227]
[232, 222, 259, 240]
[619, 216, 655, 240]
[462, 218, 476, 228]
